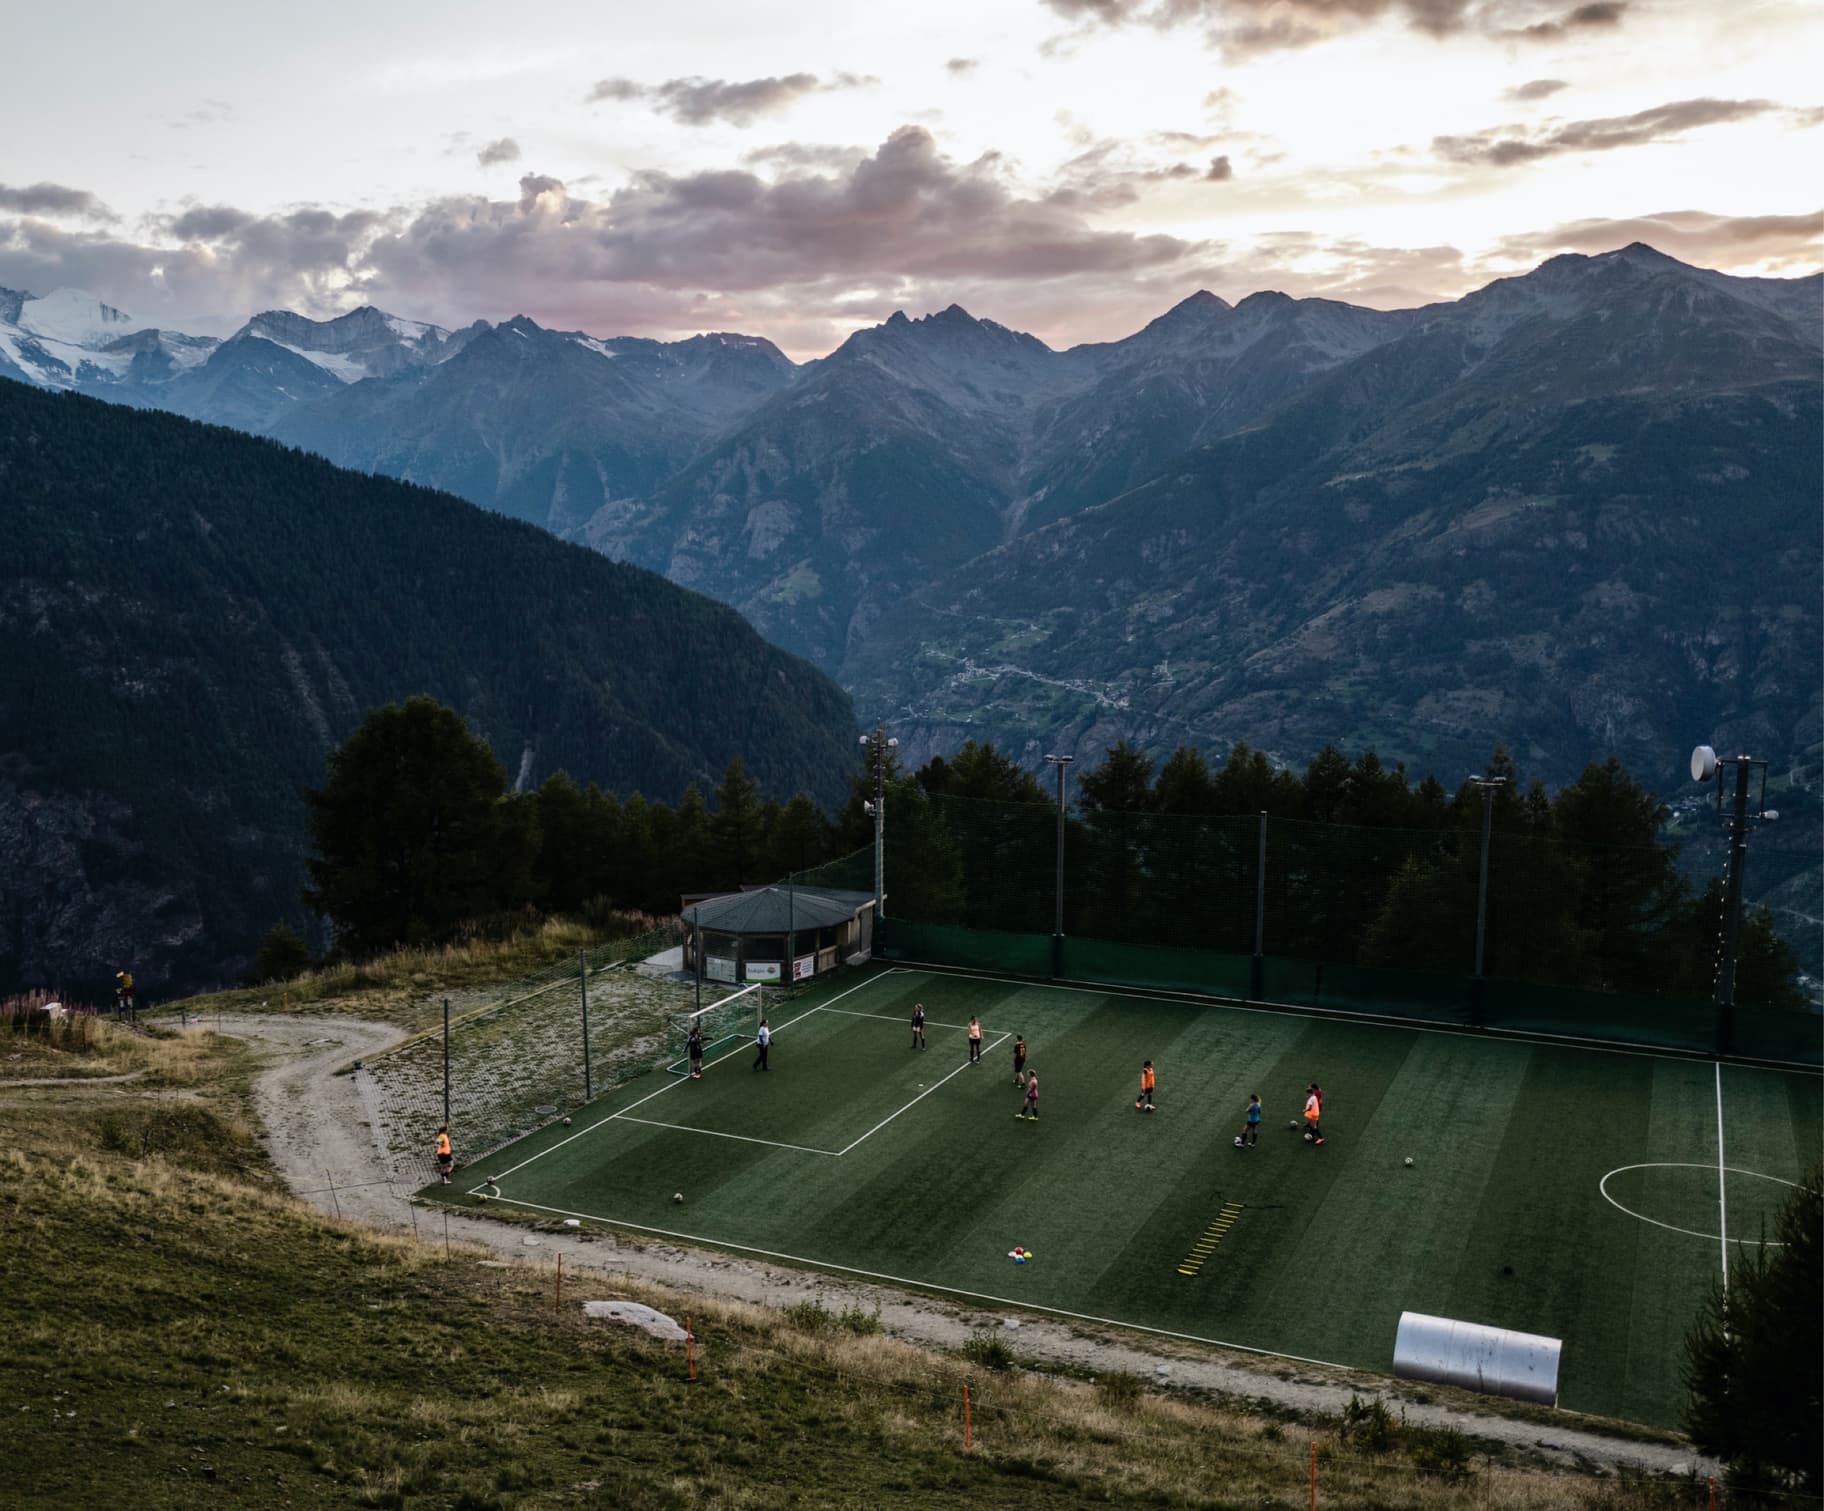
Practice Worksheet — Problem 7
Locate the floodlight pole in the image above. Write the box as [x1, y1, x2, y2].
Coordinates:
[860, 725, 896, 925]
[441, 996, 451, 1128]
[1469, 776, 1507, 1026]
[578, 949, 592, 1102]
[1696, 746, 1770, 1055]
[1045, 755, 1073, 978]
[1251, 811, 1268, 1001]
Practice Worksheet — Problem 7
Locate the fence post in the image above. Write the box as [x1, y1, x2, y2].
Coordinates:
[964, 1382, 971, 1448]
[1252, 811, 1268, 1000]
[442, 996, 451, 1128]
[686, 1316, 695, 1382]
[1309, 1440, 1316, 1511]
[579, 951, 593, 1103]
[555, 1253, 562, 1313]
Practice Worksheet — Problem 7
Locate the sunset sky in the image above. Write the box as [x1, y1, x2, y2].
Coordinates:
[2, 0, 1818, 355]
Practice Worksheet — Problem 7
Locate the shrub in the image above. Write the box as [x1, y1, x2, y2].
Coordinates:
[1341, 1393, 1397, 1453]
[1096, 1371, 1143, 1409]
[1407, 1424, 1473, 1479]
[959, 1332, 1016, 1372]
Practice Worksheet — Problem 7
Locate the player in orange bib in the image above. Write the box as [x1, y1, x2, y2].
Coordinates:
[1135, 1060, 1156, 1112]
[435, 1125, 454, 1183]
[1303, 1083, 1324, 1146]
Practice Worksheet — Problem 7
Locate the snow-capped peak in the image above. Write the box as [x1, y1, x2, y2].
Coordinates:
[17, 288, 141, 348]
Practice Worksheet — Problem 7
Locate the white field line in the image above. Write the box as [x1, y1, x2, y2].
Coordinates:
[477, 1192, 1358, 1374]
[469, 970, 894, 1190]
[1715, 1062, 1728, 1288]
[615, 1115, 839, 1157]
[834, 1031, 1013, 1157]
[818, 1005, 984, 1032]
[889, 964, 1818, 1073]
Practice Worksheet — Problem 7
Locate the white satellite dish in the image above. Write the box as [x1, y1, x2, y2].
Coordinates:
[1690, 745, 1718, 783]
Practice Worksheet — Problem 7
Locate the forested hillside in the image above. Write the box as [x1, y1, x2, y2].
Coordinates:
[0, 381, 856, 996]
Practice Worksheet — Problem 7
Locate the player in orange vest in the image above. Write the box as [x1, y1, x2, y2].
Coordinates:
[436, 1125, 454, 1183]
[1303, 1083, 1324, 1146]
[1135, 1060, 1156, 1112]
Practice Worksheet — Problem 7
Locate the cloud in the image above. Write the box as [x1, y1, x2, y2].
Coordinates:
[0, 127, 1225, 352]
[1494, 209, 1824, 270]
[584, 71, 876, 127]
[1506, 78, 1569, 102]
[946, 57, 979, 74]
[1205, 154, 1233, 181]
[0, 182, 117, 221]
[1435, 97, 1775, 167]
[1042, 0, 1631, 54]
[1503, 1, 1626, 41]
[169, 98, 233, 130]
[476, 137, 522, 167]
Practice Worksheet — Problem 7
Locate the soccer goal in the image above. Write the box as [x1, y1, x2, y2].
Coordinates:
[666, 980, 769, 1074]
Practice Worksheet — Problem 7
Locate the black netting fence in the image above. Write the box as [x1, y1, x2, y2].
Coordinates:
[874, 795, 1820, 1067]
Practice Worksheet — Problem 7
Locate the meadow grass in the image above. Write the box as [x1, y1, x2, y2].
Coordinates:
[0, 1030, 1710, 1509]
[160, 911, 671, 1028]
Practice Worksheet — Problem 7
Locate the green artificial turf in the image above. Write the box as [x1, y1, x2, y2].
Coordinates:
[446, 966, 1821, 1428]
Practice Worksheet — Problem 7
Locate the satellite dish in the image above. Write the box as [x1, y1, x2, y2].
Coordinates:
[1690, 745, 1718, 783]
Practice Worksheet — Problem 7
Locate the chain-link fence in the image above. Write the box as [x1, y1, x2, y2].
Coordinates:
[875, 795, 1820, 1066]
[363, 848, 881, 1187]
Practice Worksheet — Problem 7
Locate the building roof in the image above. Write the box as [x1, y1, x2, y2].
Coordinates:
[682, 886, 873, 934]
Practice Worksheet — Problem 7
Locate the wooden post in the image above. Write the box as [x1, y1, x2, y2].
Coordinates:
[686, 1316, 695, 1382]
[1309, 1440, 1316, 1511]
[555, 1253, 562, 1314]
[1708, 1478, 1716, 1511]
[325, 1170, 341, 1220]
[964, 1383, 971, 1448]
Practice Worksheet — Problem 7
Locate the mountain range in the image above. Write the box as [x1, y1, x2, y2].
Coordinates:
[4, 245, 1819, 803]
[1, 381, 856, 997]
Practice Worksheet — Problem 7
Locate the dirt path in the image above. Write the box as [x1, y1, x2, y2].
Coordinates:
[216, 1014, 1709, 1478]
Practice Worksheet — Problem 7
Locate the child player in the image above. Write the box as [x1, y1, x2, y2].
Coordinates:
[688, 1024, 705, 1080]
[1236, 1093, 1261, 1148]
[1135, 1059, 1156, 1112]
[1016, 1068, 1039, 1121]
[1303, 1082, 1324, 1145]
[967, 1014, 983, 1063]
[1011, 1033, 1027, 1086]
[910, 1002, 926, 1051]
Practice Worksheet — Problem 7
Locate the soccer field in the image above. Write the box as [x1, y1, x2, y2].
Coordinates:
[443, 965, 1821, 1428]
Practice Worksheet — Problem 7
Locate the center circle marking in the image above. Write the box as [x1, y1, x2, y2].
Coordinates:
[1598, 1162, 1795, 1245]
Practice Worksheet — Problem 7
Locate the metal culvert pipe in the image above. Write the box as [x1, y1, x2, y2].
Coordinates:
[1393, 1311, 1562, 1406]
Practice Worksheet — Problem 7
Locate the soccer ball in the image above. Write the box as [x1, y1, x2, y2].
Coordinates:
[1233, 1136, 1243, 1147]
[477, 1193, 491, 1203]
[1404, 1157, 1414, 1167]
[673, 1192, 684, 1204]
[1288, 1119, 1300, 1129]
[1303, 1132, 1313, 1142]
[562, 1116, 572, 1127]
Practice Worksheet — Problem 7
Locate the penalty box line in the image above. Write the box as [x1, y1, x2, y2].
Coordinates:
[834, 1030, 1013, 1157]
[469, 968, 898, 1193]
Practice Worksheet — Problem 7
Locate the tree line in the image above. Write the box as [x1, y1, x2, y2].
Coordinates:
[282, 701, 1800, 1008]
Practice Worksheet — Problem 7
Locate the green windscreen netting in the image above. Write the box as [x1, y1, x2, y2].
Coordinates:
[870, 793, 1818, 1066]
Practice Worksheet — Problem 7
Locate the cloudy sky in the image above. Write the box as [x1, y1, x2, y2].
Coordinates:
[1, 0, 1817, 355]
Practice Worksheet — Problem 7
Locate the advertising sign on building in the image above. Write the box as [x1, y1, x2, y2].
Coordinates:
[745, 961, 783, 982]
[793, 955, 817, 982]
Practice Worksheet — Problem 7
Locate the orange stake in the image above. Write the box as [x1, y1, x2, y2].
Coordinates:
[964, 1383, 972, 1448]
[1309, 1440, 1316, 1511]
[687, 1316, 695, 1382]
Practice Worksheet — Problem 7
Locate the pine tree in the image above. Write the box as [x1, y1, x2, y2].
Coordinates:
[303, 697, 520, 956]
[250, 923, 311, 984]
[711, 756, 764, 888]
[1683, 1164, 1822, 1491]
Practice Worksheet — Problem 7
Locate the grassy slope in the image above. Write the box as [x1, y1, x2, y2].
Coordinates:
[468, 970, 1823, 1428]
[0, 1022, 1673, 1510]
